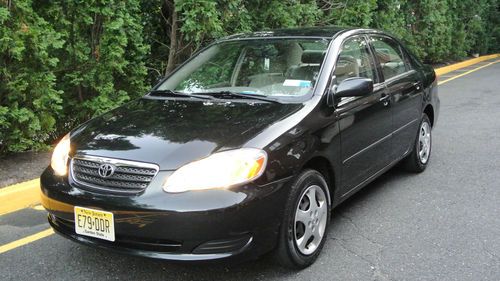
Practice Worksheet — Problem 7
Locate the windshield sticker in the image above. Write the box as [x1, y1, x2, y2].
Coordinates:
[283, 79, 312, 88]
[241, 90, 257, 95]
[264, 58, 270, 71]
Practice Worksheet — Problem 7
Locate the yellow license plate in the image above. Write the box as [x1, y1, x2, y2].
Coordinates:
[74, 206, 115, 242]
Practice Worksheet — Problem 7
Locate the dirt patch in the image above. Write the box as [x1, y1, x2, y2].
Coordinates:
[0, 151, 51, 188]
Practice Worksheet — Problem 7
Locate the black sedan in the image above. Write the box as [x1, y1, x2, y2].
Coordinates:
[41, 26, 439, 269]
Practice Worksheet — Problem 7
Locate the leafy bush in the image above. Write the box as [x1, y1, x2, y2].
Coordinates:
[0, 1, 64, 153]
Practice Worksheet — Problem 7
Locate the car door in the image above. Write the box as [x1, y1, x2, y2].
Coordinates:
[369, 35, 423, 159]
[333, 35, 393, 196]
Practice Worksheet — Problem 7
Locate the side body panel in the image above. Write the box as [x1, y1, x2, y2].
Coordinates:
[335, 85, 392, 195]
[384, 71, 422, 158]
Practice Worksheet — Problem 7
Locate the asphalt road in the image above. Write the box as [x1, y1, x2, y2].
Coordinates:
[0, 151, 50, 188]
[1, 61, 500, 281]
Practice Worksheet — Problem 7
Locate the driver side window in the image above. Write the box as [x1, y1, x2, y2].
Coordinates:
[370, 36, 407, 80]
[334, 36, 377, 84]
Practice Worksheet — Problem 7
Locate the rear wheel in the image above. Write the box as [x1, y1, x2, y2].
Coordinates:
[402, 114, 432, 173]
[275, 169, 331, 269]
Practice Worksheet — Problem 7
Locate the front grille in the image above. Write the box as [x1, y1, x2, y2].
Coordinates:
[70, 156, 159, 194]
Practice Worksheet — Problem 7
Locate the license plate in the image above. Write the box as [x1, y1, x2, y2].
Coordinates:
[74, 206, 115, 242]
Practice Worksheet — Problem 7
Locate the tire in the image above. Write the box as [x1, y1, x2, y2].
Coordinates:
[275, 169, 331, 269]
[402, 114, 432, 173]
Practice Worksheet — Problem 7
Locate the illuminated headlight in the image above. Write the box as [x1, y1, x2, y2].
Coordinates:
[51, 133, 71, 176]
[163, 148, 267, 193]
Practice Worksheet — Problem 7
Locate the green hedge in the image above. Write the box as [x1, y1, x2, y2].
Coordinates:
[1, 0, 499, 154]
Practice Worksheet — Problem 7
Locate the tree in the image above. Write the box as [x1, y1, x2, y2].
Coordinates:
[36, 0, 149, 126]
[0, 0, 64, 153]
[317, 0, 377, 27]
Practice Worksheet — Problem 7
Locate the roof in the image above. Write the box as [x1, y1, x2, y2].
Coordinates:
[221, 26, 352, 41]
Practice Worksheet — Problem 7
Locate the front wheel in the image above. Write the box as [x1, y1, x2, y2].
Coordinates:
[275, 169, 331, 269]
[402, 114, 432, 173]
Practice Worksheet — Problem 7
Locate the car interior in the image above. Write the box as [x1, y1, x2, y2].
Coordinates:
[244, 44, 326, 89]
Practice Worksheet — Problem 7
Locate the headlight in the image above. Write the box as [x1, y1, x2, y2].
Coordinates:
[51, 133, 71, 176]
[163, 148, 267, 193]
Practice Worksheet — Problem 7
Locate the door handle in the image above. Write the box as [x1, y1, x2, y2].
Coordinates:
[412, 82, 422, 91]
[379, 94, 390, 106]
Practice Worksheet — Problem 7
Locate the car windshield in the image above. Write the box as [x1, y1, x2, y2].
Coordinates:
[156, 38, 330, 101]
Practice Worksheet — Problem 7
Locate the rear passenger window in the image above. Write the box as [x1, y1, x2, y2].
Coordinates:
[402, 49, 414, 70]
[370, 36, 407, 80]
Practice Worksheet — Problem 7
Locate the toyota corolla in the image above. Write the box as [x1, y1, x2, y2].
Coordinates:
[41, 27, 439, 268]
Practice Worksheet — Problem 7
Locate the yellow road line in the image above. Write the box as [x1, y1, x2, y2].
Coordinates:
[435, 54, 500, 76]
[438, 60, 499, 86]
[0, 178, 40, 216]
[0, 228, 54, 254]
[32, 205, 46, 211]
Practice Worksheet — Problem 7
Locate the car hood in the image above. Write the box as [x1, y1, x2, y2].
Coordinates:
[70, 97, 303, 170]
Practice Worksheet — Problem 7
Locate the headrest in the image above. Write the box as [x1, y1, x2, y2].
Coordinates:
[301, 51, 326, 64]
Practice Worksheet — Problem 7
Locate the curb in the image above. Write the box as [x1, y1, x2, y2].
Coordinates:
[435, 54, 500, 76]
[0, 179, 40, 216]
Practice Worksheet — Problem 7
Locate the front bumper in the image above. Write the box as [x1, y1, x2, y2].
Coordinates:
[41, 167, 291, 262]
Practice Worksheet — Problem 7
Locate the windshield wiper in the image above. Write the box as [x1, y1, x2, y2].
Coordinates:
[148, 89, 213, 100]
[194, 91, 280, 103]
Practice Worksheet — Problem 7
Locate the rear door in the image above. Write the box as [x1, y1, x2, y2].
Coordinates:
[369, 35, 423, 159]
[334, 35, 393, 195]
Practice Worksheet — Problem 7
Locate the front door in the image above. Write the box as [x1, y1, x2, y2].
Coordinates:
[333, 36, 393, 196]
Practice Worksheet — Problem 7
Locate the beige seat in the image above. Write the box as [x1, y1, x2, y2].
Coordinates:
[285, 51, 326, 81]
[334, 56, 359, 83]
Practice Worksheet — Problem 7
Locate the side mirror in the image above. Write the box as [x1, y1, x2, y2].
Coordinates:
[335, 77, 374, 98]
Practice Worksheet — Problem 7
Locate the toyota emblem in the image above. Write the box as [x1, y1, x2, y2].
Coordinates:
[98, 163, 115, 178]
